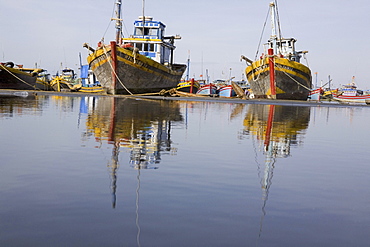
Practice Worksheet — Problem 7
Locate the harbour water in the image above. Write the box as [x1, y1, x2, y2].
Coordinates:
[1, 94, 370, 246]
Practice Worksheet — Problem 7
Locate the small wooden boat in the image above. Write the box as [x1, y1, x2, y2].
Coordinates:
[78, 64, 104, 93]
[176, 79, 200, 94]
[0, 62, 52, 91]
[333, 94, 370, 104]
[218, 85, 236, 97]
[308, 88, 322, 101]
[332, 77, 370, 104]
[50, 68, 81, 92]
[196, 84, 217, 95]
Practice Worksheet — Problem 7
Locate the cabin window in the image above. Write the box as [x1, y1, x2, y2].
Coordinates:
[135, 43, 155, 52]
[135, 43, 142, 50]
[135, 27, 158, 36]
[143, 43, 155, 51]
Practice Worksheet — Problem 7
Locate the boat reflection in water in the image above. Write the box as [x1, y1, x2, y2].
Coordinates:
[80, 96, 183, 207]
[243, 104, 310, 237]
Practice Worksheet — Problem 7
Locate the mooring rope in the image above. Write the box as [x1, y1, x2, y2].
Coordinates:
[281, 68, 312, 91]
[102, 45, 134, 95]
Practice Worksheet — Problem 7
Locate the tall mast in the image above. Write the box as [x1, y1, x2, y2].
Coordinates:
[269, 2, 277, 53]
[142, 0, 145, 38]
[115, 0, 123, 44]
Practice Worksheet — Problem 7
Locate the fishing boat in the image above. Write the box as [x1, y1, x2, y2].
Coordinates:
[332, 77, 370, 104]
[308, 88, 322, 101]
[176, 79, 200, 94]
[0, 61, 52, 91]
[50, 68, 81, 92]
[83, 0, 186, 95]
[218, 85, 236, 97]
[78, 53, 104, 93]
[78, 64, 104, 93]
[196, 84, 217, 95]
[241, 2, 312, 100]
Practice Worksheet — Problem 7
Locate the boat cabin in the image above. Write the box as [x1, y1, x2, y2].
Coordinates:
[122, 16, 180, 65]
[265, 37, 306, 63]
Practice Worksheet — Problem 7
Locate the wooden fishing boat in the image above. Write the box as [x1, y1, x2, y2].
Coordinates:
[333, 94, 370, 104]
[176, 79, 200, 94]
[332, 78, 370, 104]
[83, 0, 186, 95]
[241, 2, 312, 100]
[78, 63, 104, 93]
[50, 68, 81, 92]
[196, 84, 217, 95]
[0, 62, 52, 91]
[218, 85, 236, 97]
[308, 88, 322, 101]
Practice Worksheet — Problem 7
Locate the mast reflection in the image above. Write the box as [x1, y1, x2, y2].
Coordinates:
[243, 104, 310, 238]
[80, 96, 183, 208]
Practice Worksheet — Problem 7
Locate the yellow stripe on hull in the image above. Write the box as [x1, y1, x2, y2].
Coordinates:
[246, 57, 311, 82]
[88, 47, 180, 81]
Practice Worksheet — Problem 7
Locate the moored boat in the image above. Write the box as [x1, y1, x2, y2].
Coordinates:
[50, 68, 81, 92]
[78, 57, 104, 93]
[0, 62, 52, 91]
[83, 0, 186, 95]
[332, 77, 370, 104]
[196, 84, 217, 95]
[176, 78, 200, 94]
[241, 2, 312, 100]
[218, 85, 236, 97]
[308, 88, 323, 101]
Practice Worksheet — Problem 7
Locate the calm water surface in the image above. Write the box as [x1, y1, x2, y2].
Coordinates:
[0, 94, 369, 247]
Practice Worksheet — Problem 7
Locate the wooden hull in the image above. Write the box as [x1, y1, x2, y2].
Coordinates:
[196, 84, 217, 95]
[218, 85, 236, 97]
[50, 77, 81, 92]
[0, 64, 52, 91]
[177, 80, 200, 94]
[333, 94, 370, 104]
[246, 57, 312, 100]
[308, 88, 322, 101]
[87, 45, 186, 94]
[79, 85, 104, 93]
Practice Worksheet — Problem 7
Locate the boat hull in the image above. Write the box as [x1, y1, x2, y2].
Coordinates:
[79, 85, 104, 93]
[308, 88, 322, 101]
[87, 45, 186, 94]
[196, 84, 217, 95]
[177, 80, 200, 94]
[246, 57, 312, 100]
[0, 64, 52, 91]
[333, 94, 370, 104]
[218, 85, 236, 97]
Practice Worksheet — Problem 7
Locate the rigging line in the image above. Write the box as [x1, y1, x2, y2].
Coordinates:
[102, 45, 134, 95]
[274, 0, 283, 41]
[102, 1, 117, 40]
[303, 53, 310, 68]
[0, 64, 41, 90]
[254, 8, 271, 61]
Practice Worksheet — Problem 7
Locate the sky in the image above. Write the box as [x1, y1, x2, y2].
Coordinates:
[1, 0, 370, 89]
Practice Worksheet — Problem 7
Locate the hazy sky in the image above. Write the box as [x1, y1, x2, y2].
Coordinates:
[1, 0, 369, 88]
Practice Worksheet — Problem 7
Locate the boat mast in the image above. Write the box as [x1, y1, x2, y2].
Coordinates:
[114, 0, 123, 44]
[142, 0, 145, 37]
[268, 2, 277, 99]
[269, 2, 277, 53]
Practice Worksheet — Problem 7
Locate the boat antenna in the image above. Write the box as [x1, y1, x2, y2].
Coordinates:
[142, 0, 145, 38]
[186, 50, 190, 81]
[114, 0, 123, 44]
